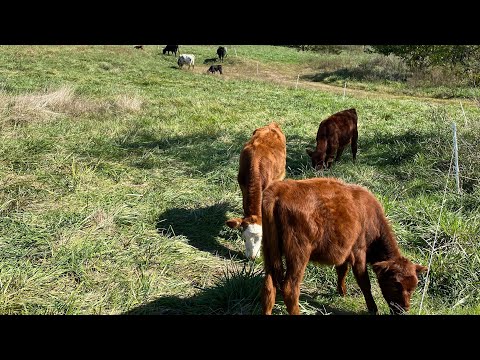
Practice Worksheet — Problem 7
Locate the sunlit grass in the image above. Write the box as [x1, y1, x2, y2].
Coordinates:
[0, 45, 479, 314]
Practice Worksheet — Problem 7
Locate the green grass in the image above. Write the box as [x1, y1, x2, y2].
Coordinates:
[0, 45, 479, 314]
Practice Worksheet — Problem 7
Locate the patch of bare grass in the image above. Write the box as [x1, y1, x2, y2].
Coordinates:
[0, 85, 143, 128]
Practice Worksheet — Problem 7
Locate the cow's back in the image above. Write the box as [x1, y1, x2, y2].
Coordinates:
[317, 108, 357, 144]
[263, 178, 374, 265]
[238, 122, 286, 188]
[178, 54, 194, 64]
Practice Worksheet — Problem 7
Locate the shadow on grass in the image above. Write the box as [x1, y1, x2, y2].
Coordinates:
[301, 68, 374, 83]
[285, 134, 313, 176]
[360, 129, 431, 169]
[156, 202, 245, 260]
[358, 129, 454, 191]
[125, 263, 264, 315]
[301, 58, 408, 83]
[124, 268, 360, 315]
[113, 129, 247, 174]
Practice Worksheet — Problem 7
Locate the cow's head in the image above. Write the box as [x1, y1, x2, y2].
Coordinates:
[373, 257, 427, 314]
[306, 148, 325, 170]
[226, 215, 262, 260]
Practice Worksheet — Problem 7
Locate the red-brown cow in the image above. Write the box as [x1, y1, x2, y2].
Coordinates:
[306, 108, 358, 170]
[261, 177, 427, 315]
[226, 122, 286, 259]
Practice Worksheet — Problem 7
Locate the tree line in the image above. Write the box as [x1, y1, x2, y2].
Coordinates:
[291, 45, 480, 80]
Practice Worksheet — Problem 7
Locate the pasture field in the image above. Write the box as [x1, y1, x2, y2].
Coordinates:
[0, 45, 479, 314]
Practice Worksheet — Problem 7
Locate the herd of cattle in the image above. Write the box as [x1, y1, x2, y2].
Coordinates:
[175, 45, 227, 74]
[132, 46, 428, 315]
[134, 45, 226, 75]
[226, 109, 427, 315]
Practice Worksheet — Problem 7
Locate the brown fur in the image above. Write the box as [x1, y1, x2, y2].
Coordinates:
[261, 178, 427, 315]
[306, 108, 358, 169]
[226, 122, 286, 233]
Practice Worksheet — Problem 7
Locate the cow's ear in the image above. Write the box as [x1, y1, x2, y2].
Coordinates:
[306, 148, 314, 157]
[372, 261, 391, 276]
[415, 264, 428, 274]
[226, 218, 242, 229]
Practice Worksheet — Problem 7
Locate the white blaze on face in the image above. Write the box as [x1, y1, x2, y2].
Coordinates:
[242, 224, 263, 259]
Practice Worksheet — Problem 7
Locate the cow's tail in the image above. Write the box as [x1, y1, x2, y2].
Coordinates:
[261, 188, 284, 291]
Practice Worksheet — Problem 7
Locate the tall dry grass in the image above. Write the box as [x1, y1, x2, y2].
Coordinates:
[0, 85, 143, 128]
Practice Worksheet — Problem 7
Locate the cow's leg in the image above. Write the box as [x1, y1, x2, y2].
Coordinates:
[326, 140, 338, 169]
[315, 139, 327, 170]
[351, 128, 358, 162]
[240, 185, 248, 215]
[335, 144, 346, 162]
[262, 273, 276, 315]
[283, 256, 308, 315]
[352, 255, 378, 314]
[335, 262, 349, 296]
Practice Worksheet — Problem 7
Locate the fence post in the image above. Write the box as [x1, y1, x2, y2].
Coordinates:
[343, 82, 346, 100]
[452, 122, 461, 194]
[295, 74, 299, 90]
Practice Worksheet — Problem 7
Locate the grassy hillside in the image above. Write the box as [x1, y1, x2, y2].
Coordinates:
[0, 45, 479, 314]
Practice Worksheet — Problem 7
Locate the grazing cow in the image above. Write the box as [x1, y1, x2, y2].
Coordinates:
[163, 45, 179, 56]
[261, 178, 427, 315]
[226, 122, 287, 259]
[134, 45, 144, 50]
[177, 54, 195, 69]
[207, 64, 223, 74]
[203, 57, 218, 64]
[306, 108, 358, 170]
[217, 46, 227, 61]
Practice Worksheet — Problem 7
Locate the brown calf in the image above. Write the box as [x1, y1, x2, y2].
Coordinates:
[261, 178, 427, 315]
[226, 122, 287, 259]
[306, 108, 358, 170]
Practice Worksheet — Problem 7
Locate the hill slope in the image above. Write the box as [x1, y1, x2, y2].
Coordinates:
[0, 45, 479, 314]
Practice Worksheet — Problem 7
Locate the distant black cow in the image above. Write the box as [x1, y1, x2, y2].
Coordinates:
[217, 46, 227, 61]
[134, 45, 144, 50]
[207, 64, 223, 74]
[163, 45, 179, 56]
[203, 57, 218, 64]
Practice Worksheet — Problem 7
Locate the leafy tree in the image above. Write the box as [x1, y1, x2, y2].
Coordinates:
[369, 45, 480, 73]
[289, 45, 343, 54]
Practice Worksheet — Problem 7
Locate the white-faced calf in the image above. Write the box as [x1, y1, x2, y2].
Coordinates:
[226, 122, 286, 259]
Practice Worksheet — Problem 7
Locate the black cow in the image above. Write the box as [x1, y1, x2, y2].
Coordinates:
[207, 64, 223, 74]
[217, 46, 227, 61]
[134, 45, 144, 50]
[163, 45, 179, 56]
[203, 57, 218, 64]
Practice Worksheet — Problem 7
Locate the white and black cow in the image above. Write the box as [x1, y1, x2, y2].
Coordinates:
[177, 54, 195, 69]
